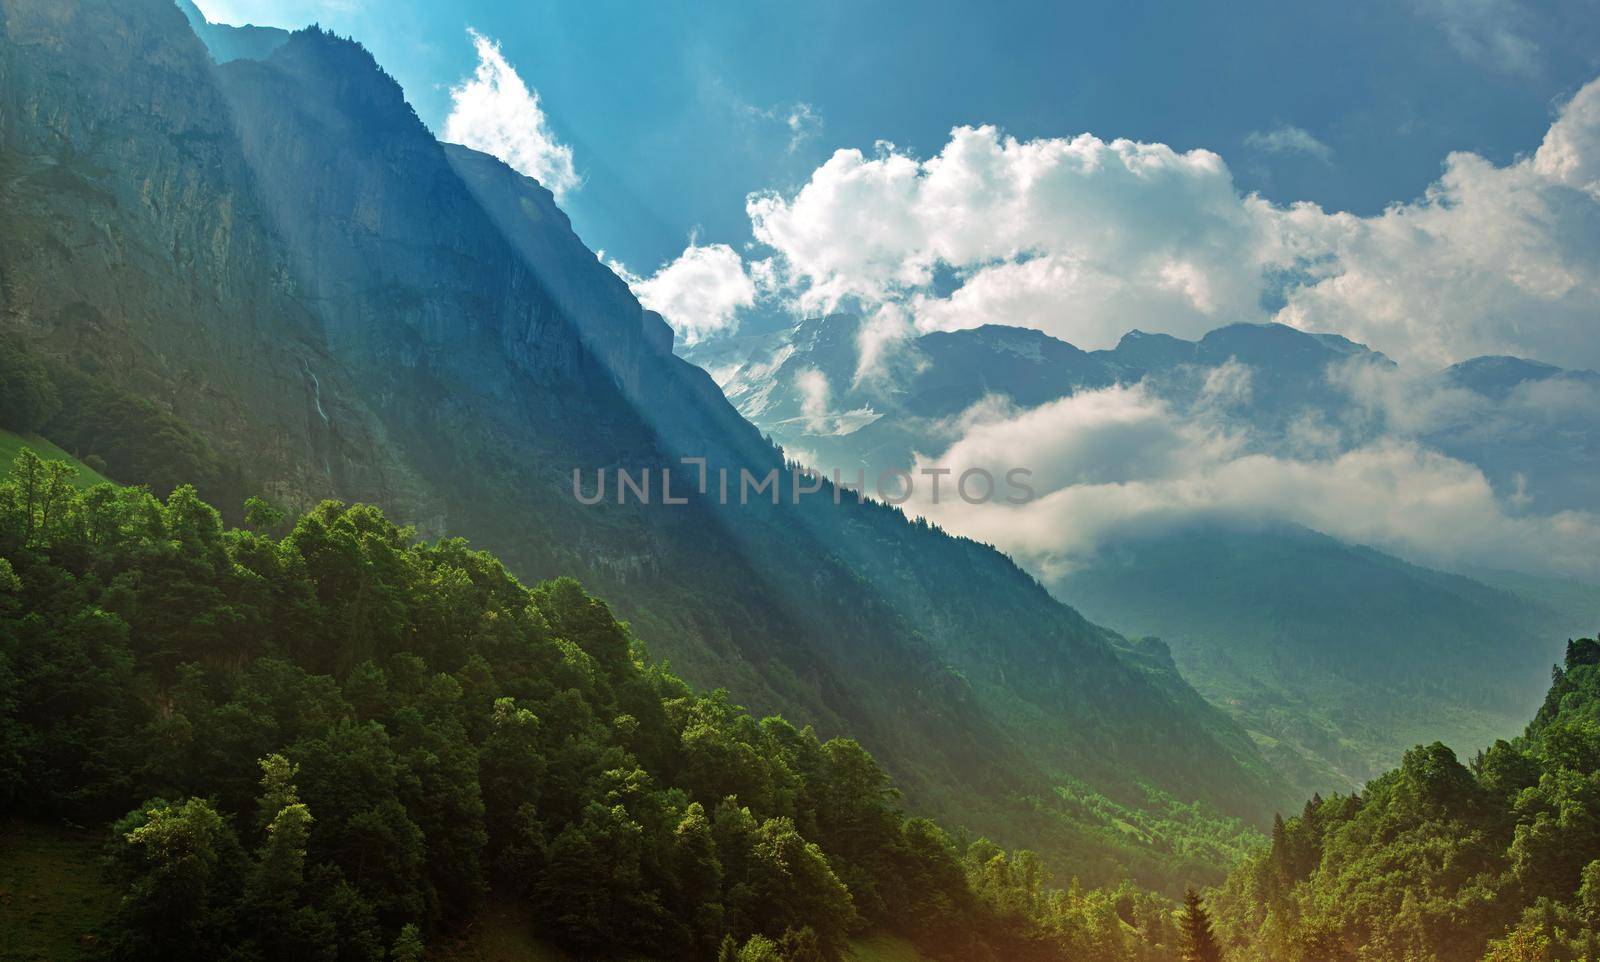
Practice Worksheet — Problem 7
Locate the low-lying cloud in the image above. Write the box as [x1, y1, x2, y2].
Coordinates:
[903, 379, 1600, 582]
[672, 71, 1600, 580]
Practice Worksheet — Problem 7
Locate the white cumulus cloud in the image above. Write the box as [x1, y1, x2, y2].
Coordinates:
[748, 127, 1270, 356]
[1275, 81, 1600, 368]
[609, 243, 756, 345]
[743, 76, 1600, 373]
[795, 367, 831, 431]
[444, 29, 580, 199]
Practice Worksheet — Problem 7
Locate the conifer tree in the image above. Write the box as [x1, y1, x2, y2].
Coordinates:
[1181, 887, 1223, 962]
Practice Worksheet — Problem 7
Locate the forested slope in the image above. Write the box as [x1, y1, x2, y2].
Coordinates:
[0, 450, 1193, 961]
[1211, 631, 1600, 962]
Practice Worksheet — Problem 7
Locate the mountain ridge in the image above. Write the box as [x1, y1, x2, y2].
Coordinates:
[0, 0, 1291, 886]
[687, 315, 1600, 795]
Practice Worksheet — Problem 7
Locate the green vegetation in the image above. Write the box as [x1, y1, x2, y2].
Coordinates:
[1178, 889, 1222, 962]
[0, 341, 1279, 899]
[0, 450, 1195, 961]
[846, 934, 934, 961]
[0, 431, 111, 488]
[428, 899, 572, 961]
[0, 340, 235, 507]
[12, 426, 1598, 962]
[0, 0, 1293, 912]
[0, 820, 117, 961]
[1211, 633, 1600, 961]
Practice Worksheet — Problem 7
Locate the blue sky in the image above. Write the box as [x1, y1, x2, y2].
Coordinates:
[194, 0, 1598, 275]
[192, 0, 1600, 579]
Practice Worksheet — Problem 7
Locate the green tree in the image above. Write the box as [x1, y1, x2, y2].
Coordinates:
[390, 922, 425, 962]
[0, 340, 61, 433]
[4, 448, 77, 549]
[106, 798, 246, 961]
[673, 801, 725, 952]
[719, 933, 783, 962]
[0, 462, 1265, 962]
[745, 817, 857, 954]
[246, 755, 318, 957]
[1181, 888, 1223, 962]
[243, 495, 287, 534]
[535, 800, 661, 952]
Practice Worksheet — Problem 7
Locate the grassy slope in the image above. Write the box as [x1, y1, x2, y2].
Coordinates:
[433, 901, 574, 962]
[0, 431, 112, 488]
[419, 898, 935, 962]
[847, 935, 934, 961]
[0, 821, 116, 962]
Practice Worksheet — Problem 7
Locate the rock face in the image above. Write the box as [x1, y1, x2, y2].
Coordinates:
[0, 0, 418, 513]
[0, 0, 1293, 878]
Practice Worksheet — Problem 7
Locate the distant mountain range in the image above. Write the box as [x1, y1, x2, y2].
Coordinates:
[0, 0, 1294, 887]
[692, 313, 1600, 516]
[687, 314, 1600, 795]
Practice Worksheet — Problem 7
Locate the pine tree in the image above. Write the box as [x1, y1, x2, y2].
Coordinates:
[1181, 888, 1223, 962]
[390, 923, 424, 962]
[1269, 813, 1288, 879]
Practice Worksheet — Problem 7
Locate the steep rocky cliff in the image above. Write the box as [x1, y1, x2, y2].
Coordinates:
[0, 0, 419, 512]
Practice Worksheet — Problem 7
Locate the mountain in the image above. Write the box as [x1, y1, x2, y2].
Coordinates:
[1056, 521, 1590, 796]
[690, 317, 1600, 795]
[1210, 634, 1600, 962]
[1432, 355, 1600, 515]
[0, 0, 1289, 886]
[692, 315, 1600, 509]
[690, 316, 1401, 477]
[174, 0, 288, 62]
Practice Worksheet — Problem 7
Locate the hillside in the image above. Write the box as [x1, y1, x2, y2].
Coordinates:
[0, 820, 115, 961]
[0, 450, 1187, 962]
[0, 430, 112, 487]
[1059, 521, 1578, 796]
[0, 0, 1288, 886]
[1211, 633, 1600, 962]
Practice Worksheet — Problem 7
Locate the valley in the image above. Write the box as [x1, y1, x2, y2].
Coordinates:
[1, 1, 1597, 959]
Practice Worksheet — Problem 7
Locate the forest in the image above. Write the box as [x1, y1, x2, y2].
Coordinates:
[4, 412, 1600, 962]
[0, 449, 1198, 961]
[1211, 638, 1600, 961]
[6, 430, 1600, 962]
